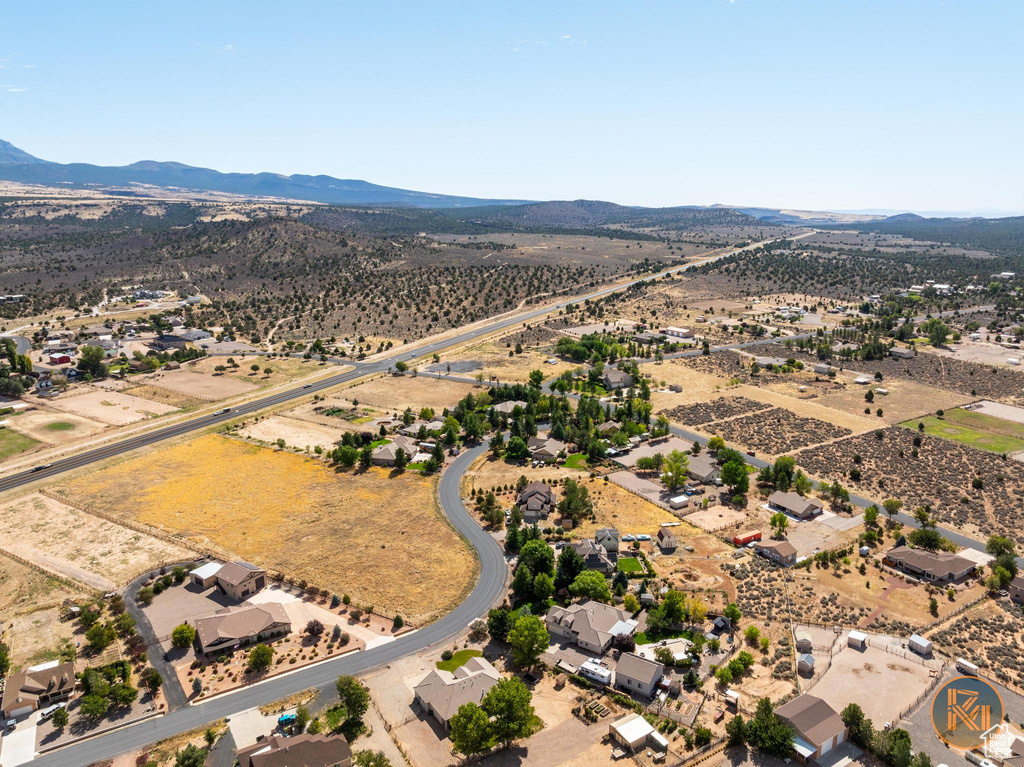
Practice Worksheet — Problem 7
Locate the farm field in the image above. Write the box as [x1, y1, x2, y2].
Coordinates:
[0, 426, 40, 461]
[52, 434, 477, 622]
[341, 374, 480, 413]
[3, 409, 106, 446]
[903, 408, 1024, 454]
[0, 493, 195, 590]
[46, 388, 178, 425]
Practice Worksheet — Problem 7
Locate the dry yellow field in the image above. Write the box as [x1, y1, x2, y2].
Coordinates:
[0, 552, 88, 617]
[53, 434, 476, 622]
[341, 374, 481, 413]
[445, 340, 574, 383]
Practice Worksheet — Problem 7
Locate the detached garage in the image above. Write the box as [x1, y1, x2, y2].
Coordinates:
[909, 634, 933, 656]
[190, 561, 223, 589]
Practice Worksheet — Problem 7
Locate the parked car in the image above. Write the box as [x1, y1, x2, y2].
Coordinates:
[38, 702, 66, 721]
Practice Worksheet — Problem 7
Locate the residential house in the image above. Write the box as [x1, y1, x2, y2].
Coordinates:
[614, 652, 664, 697]
[528, 435, 567, 463]
[545, 600, 637, 654]
[193, 603, 291, 655]
[775, 694, 848, 762]
[768, 491, 823, 520]
[883, 546, 976, 583]
[687, 453, 721, 484]
[602, 369, 634, 390]
[1, 661, 77, 719]
[413, 656, 500, 731]
[890, 347, 915, 360]
[597, 420, 619, 436]
[572, 539, 615, 573]
[237, 733, 352, 767]
[656, 527, 677, 552]
[1011, 575, 1024, 605]
[213, 561, 268, 600]
[812, 363, 833, 375]
[83, 338, 121, 358]
[493, 400, 527, 415]
[659, 327, 694, 339]
[151, 333, 187, 351]
[517, 481, 555, 524]
[180, 329, 212, 343]
[595, 527, 619, 556]
[755, 357, 788, 368]
[754, 539, 798, 567]
[398, 420, 444, 437]
[371, 435, 420, 466]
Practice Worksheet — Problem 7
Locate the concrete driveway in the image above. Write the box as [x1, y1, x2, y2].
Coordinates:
[0, 712, 39, 767]
[227, 706, 290, 749]
[246, 587, 397, 650]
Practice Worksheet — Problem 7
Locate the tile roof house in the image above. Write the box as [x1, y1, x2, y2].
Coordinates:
[193, 603, 291, 655]
[768, 491, 823, 520]
[774, 694, 848, 762]
[517, 481, 556, 524]
[884, 546, 976, 583]
[572, 539, 616, 573]
[687, 453, 721, 484]
[237, 733, 353, 767]
[371, 435, 420, 466]
[1, 661, 77, 719]
[413, 656, 500, 730]
[602, 369, 634, 390]
[614, 652, 665, 697]
[213, 561, 267, 601]
[754, 539, 798, 566]
[546, 600, 637, 654]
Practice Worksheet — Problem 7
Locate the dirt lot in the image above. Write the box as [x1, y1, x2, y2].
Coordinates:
[0, 551, 88, 618]
[125, 383, 207, 410]
[188, 355, 346, 390]
[0, 492, 195, 589]
[144, 367, 258, 401]
[804, 638, 936, 725]
[443, 340, 575, 384]
[815, 376, 969, 425]
[52, 434, 477, 622]
[682, 505, 747, 532]
[341, 374, 481, 413]
[4, 408, 107, 445]
[239, 414, 346, 451]
[46, 388, 178, 425]
[5, 605, 79, 668]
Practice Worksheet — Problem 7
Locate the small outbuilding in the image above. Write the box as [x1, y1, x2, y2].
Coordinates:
[797, 653, 815, 675]
[734, 530, 762, 546]
[794, 630, 813, 653]
[609, 713, 669, 753]
[909, 634, 933, 656]
[847, 630, 867, 650]
[190, 561, 223, 589]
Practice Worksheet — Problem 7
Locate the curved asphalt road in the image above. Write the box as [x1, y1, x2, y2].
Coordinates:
[30, 441, 502, 767]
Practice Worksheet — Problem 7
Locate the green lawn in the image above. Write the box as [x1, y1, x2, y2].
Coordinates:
[44, 421, 76, 432]
[369, 438, 391, 449]
[564, 453, 589, 469]
[436, 649, 483, 672]
[902, 413, 1024, 454]
[0, 428, 40, 462]
[633, 627, 694, 646]
[617, 557, 643, 574]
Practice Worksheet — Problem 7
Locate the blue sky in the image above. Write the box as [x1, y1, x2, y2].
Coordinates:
[2, 1, 1022, 213]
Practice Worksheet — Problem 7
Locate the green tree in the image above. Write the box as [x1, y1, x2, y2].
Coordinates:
[335, 675, 370, 725]
[528, 370, 544, 389]
[726, 714, 747, 746]
[519, 539, 555, 576]
[86, 622, 116, 652]
[554, 546, 586, 591]
[246, 643, 274, 673]
[482, 678, 535, 748]
[507, 615, 549, 668]
[449, 702, 495, 757]
[841, 703, 874, 749]
[793, 470, 813, 496]
[141, 667, 163, 695]
[769, 512, 789, 538]
[723, 602, 742, 623]
[556, 479, 594, 525]
[174, 744, 208, 767]
[883, 498, 903, 522]
[171, 623, 196, 649]
[908, 528, 945, 552]
[746, 697, 794, 758]
[569, 570, 611, 602]
[77, 344, 108, 378]
[661, 449, 690, 490]
[512, 564, 534, 601]
[354, 751, 393, 767]
[864, 505, 880, 526]
[487, 608, 514, 643]
[533, 572, 554, 601]
[721, 459, 749, 495]
[505, 436, 529, 460]
[80, 694, 109, 719]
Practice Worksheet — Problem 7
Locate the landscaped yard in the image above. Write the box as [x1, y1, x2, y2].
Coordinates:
[617, 556, 643, 573]
[0, 427, 40, 461]
[436, 649, 482, 672]
[902, 408, 1024, 454]
[53, 434, 477, 622]
[564, 453, 589, 469]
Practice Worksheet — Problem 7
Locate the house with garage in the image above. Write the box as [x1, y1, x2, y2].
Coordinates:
[517, 481, 555, 524]
[687, 453, 721, 484]
[774, 694, 848, 763]
[768, 491, 823, 520]
[371, 435, 420, 466]
[546, 600, 637, 654]
[493, 400, 527, 415]
[1, 661, 77, 719]
[413, 656, 500, 731]
[193, 603, 291, 655]
[527, 435, 567, 463]
[890, 347, 915, 360]
[237, 733, 353, 767]
[602, 369, 634, 390]
[213, 561, 267, 600]
[572, 538, 616, 573]
[754, 539, 798, 567]
[595, 527, 619, 557]
[614, 652, 664, 698]
[883, 546, 976, 583]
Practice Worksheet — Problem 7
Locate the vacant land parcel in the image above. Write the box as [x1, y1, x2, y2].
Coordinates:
[902, 407, 1024, 454]
[53, 434, 476, 622]
[46, 388, 178, 425]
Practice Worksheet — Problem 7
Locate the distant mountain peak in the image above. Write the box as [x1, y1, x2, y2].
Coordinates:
[0, 139, 49, 165]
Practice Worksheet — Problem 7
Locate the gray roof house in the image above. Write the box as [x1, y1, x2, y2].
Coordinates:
[687, 453, 721, 483]
[413, 656, 500, 730]
[517, 481, 555, 524]
[754, 539, 798, 566]
[193, 604, 291, 655]
[614, 652, 665, 697]
[371, 435, 420, 466]
[493, 400, 527, 415]
[884, 546, 976, 583]
[546, 600, 637, 654]
[528, 436, 567, 462]
[595, 527, 619, 554]
[573, 539, 616, 573]
[768, 491, 823, 520]
[603, 369, 634, 390]
[237, 733, 352, 767]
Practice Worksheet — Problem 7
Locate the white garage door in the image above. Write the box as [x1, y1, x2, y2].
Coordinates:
[8, 705, 34, 718]
[820, 737, 833, 756]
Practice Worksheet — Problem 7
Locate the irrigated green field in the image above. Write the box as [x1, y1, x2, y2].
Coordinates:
[902, 408, 1024, 454]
